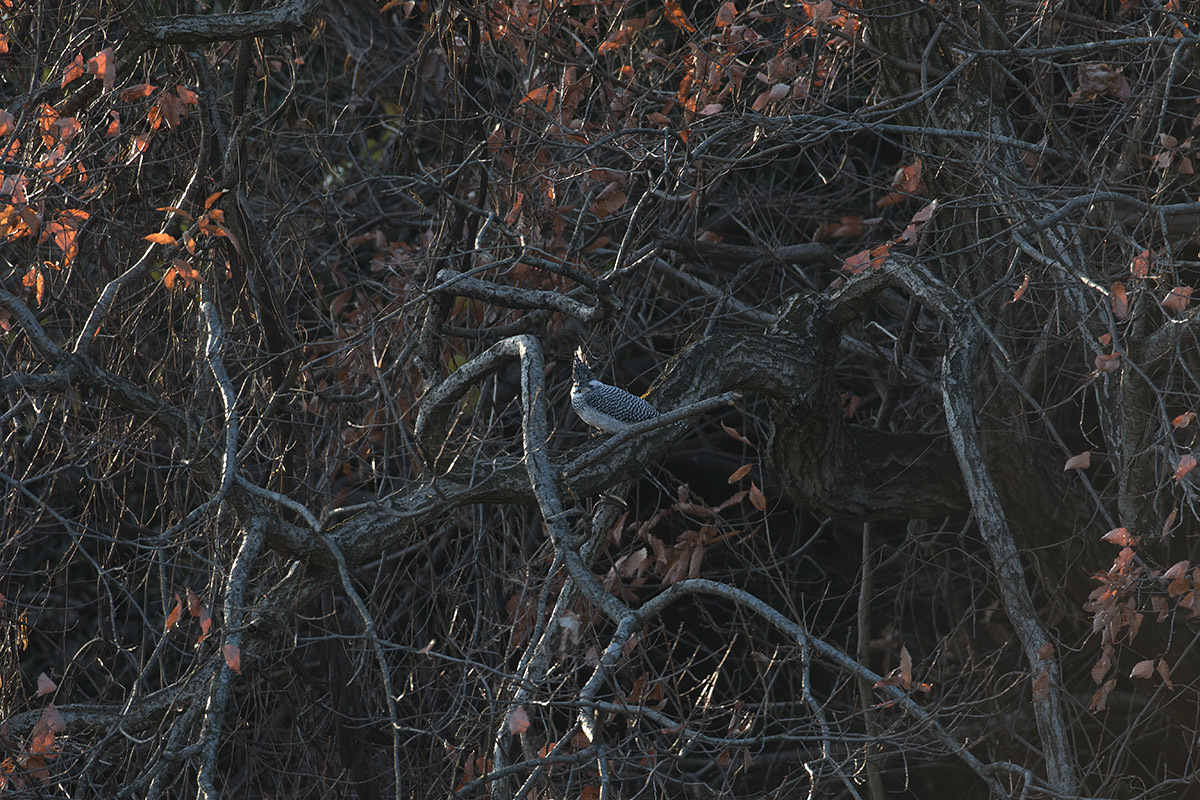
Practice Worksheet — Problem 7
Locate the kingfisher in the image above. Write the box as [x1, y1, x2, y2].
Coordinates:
[571, 348, 666, 433]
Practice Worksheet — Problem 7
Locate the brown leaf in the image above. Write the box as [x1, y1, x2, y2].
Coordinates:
[1174, 453, 1196, 483]
[1070, 63, 1132, 104]
[1173, 411, 1196, 428]
[1130, 659, 1155, 679]
[1037, 642, 1055, 659]
[1032, 668, 1051, 702]
[1130, 248, 1152, 278]
[1089, 678, 1116, 712]
[36, 672, 56, 696]
[222, 643, 242, 674]
[808, 0, 832, 25]
[748, 481, 766, 512]
[715, 1, 737, 27]
[1064, 451, 1091, 470]
[1101, 527, 1137, 546]
[144, 232, 176, 245]
[1091, 647, 1112, 684]
[1110, 282, 1128, 320]
[1156, 659, 1174, 690]
[728, 464, 752, 483]
[589, 182, 626, 219]
[507, 706, 531, 734]
[1161, 285, 1193, 313]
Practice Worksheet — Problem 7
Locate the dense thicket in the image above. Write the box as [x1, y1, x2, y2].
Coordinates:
[3, 1, 1200, 798]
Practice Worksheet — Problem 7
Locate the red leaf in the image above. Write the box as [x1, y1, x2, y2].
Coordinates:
[1064, 451, 1091, 470]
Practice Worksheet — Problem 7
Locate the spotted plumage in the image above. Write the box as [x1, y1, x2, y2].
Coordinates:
[571, 348, 663, 433]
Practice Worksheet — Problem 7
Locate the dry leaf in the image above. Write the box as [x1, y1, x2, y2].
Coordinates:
[728, 464, 752, 483]
[507, 706, 531, 734]
[1064, 451, 1091, 470]
[36, 672, 56, 696]
[1130, 659, 1155, 679]
[222, 643, 243, 674]
[748, 481, 766, 512]
[1161, 286, 1193, 313]
[1174, 453, 1196, 483]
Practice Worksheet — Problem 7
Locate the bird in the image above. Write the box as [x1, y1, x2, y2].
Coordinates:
[571, 348, 666, 434]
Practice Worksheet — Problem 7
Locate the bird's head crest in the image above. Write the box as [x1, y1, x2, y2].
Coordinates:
[572, 348, 594, 383]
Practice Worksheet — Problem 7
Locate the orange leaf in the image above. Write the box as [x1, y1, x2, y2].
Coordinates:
[166, 593, 183, 630]
[1130, 248, 1152, 278]
[22, 265, 45, 307]
[728, 464, 752, 483]
[1003, 274, 1030, 306]
[1064, 451, 1091, 470]
[62, 54, 85, 88]
[1174, 453, 1196, 483]
[1173, 411, 1196, 428]
[1110, 282, 1128, 319]
[144, 232, 176, 245]
[222, 643, 242, 674]
[86, 47, 115, 92]
[664, 0, 696, 32]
